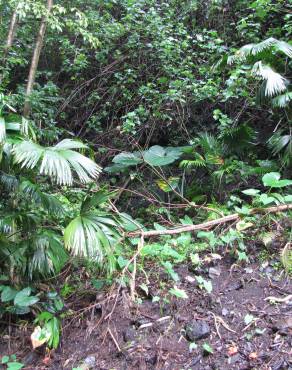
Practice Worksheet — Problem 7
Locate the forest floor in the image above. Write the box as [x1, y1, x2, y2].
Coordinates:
[1, 243, 291, 370]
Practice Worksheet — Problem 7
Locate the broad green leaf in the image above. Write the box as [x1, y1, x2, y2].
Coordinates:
[262, 172, 292, 188]
[14, 288, 39, 307]
[242, 189, 260, 196]
[144, 146, 183, 166]
[112, 152, 142, 166]
[1, 286, 18, 302]
[7, 362, 24, 370]
[1, 355, 9, 364]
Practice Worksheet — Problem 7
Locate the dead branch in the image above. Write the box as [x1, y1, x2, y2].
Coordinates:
[128, 204, 292, 238]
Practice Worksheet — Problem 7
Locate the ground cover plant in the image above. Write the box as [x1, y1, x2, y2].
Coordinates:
[0, 0, 291, 369]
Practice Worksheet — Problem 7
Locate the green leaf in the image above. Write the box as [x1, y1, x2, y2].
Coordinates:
[144, 146, 183, 166]
[244, 314, 255, 325]
[7, 363, 24, 370]
[1, 287, 18, 302]
[1, 356, 9, 364]
[112, 152, 142, 166]
[242, 189, 260, 196]
[202, 343, 213, 354]
[169, 286, 188, 299]
[117, 256, 131, 270]
[262, 172, 292, 188]
[14, 288, 39, 307]
[156, 177, 180, 192]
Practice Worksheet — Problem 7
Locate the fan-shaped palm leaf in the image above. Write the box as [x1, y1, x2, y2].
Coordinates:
[12, 139, 101, 185]
[0, 172, 19, 191]
[272, 92, 292, 108]
[228, 38, 292, 63]
[20, 180, 64, 216]
[26, 232, 68, 278]
[64, 212, 120, 262]
[252, 61, 287, 97]
[0, 117, 5, 144]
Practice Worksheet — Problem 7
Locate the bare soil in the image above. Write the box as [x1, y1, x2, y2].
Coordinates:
[1, 246, 291, 370]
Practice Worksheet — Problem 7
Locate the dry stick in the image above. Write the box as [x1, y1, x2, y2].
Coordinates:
[128, 204, 292, 238]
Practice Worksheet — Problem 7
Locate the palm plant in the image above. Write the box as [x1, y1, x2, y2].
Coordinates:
[0, 94, 122, 280]
[217, 38, 292, 166]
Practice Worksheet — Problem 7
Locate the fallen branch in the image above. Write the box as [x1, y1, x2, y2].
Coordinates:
[128, 204, 292, 238]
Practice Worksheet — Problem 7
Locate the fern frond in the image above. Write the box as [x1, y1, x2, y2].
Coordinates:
[180, 159, 206, 168]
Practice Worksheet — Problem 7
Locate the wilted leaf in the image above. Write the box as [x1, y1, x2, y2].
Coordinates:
[31, 326, 50, 349]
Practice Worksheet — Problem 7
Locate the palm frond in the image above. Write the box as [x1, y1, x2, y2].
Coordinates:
[64, 212, 120, 262]
[196, 132, 223, 155]
[26, 232, 68, 278]
[229, 38, 292, 62]
[274, 40, 292, 59]
[252, 61, 287, 97]
[0, 217, 14, 234]
[0, 172, 19, 191]
[0, 116, 6, 144]
[12, 139, 101, 185]
[268, 132, 292, 166]
[20, 180, 65, 216]
[272, 92, 292, 108]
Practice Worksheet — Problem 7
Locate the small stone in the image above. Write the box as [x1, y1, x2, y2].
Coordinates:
[23, 352, 39, 366]
[185, 275, 196, 284]
[84, 355, 96, 368]
[208, 267, 221, 279]
[222, 308, 229, 316]
[185, 320, 211, 341]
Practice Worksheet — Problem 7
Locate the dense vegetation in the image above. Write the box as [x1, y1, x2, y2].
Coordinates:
[0, 0, 291, 364]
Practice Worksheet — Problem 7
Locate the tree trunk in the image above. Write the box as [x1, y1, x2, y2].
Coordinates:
[3, 9, 18, 59]
[23, 0, 53, 117]
[0, 7, 19, 84]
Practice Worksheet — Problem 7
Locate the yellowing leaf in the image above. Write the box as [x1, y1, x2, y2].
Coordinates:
[236, 220, 253, 231]
[31, 326, 50, 349]
[156, 177, 179, 192]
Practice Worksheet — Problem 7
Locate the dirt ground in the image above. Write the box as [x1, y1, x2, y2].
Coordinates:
[1, 246, 291, 370]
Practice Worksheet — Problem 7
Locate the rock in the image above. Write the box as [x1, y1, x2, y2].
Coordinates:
[222, 308, 229, 317]
[123, 327, 137, 342]
[83, 355, 96, 369]
[185, 320, 211, 341]
[23, 352, 39, 366]
[272, 316, 292, 335]
[185, 275, 196, 284]
[208, 267, 221, 279]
